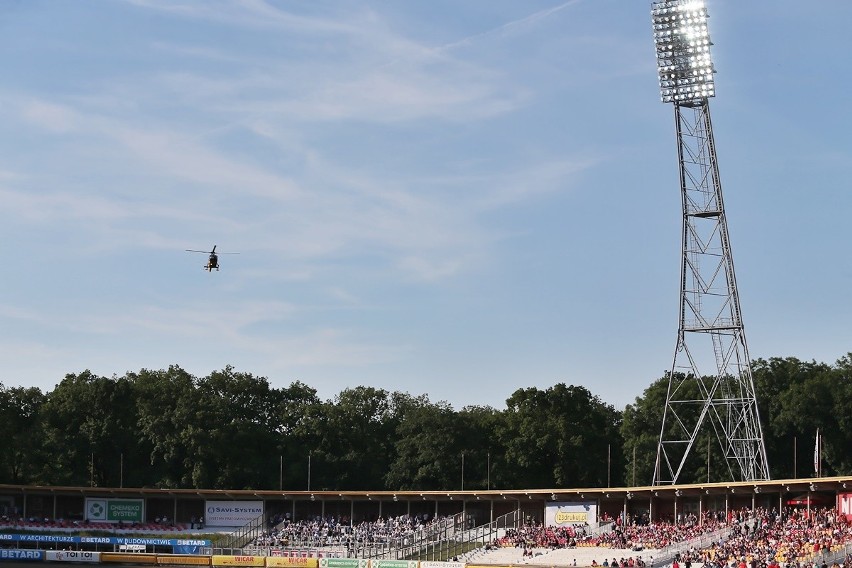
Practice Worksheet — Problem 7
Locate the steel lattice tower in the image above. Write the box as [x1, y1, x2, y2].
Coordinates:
[651, 0, 770, 485]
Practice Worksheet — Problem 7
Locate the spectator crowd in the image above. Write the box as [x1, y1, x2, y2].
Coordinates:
[248, 513, 450, 554]
[490, 507, 852, 568]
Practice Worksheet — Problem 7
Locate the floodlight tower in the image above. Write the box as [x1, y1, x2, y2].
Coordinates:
[651, 0, 770, 485]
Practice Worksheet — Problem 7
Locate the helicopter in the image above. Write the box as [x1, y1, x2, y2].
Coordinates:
[185, 245, 239, 272]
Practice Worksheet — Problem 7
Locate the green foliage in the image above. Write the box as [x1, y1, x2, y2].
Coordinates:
[0, 383, 46, 483]
[386, 396, 463, 490]
[2, 351, 851, 489]
[621, 375, 668, 486]
[38, 371, 142, 486]
[499, 384, 622, 488]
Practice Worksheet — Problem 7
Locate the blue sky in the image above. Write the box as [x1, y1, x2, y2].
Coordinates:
[0, 0, 850, 410]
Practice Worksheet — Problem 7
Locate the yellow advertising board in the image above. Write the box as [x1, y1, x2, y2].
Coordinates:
[101, 552, 158, 564]
[555, 511, 588, 523]
[156, 554, 212, 565]
[212, 555, 266, 567]
[266, 557, 319, 568]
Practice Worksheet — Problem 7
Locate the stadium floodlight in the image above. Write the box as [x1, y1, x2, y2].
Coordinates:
[652, 0, 715, 104]
[650, 0, 770, 486]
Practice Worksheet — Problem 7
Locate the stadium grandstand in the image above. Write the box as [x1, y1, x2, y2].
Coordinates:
[2, 476, 852, 566]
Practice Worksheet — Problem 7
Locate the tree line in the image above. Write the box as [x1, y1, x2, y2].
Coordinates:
[0, 353, 849, 491]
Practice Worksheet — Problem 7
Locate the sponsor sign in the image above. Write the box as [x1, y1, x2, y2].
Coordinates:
[0, 549, 44, 561]
[267, 558, 319, 568]
[211, 556, 265, 567]
[545, 501, 596, 525]
[156, 555, 211, 565]
[372, 561, 418, 568]
[205, 501, 264, 527]
[174, 545, 204, 555]
[0, 533, 210, 548]
[85, 498, 144, 523]
[101, 553, 157, 564]
[318, 560, 368, 568]
[18, 534, 76, 543]
[420, 563, 463, 568]
[46, 551, 102, 563]
[839, 492, 852, 521]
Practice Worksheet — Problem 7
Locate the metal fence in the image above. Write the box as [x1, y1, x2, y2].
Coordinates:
[214, 514, 266, 550]
[646, 522, 739, 568]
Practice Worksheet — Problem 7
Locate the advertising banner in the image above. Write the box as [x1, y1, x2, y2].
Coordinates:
[101, 553, 158, 564]
[15, 534, 77, 544]
[545, 502, 596, 526]
[319, 560, 368, 568]
[0, 549, 44, 561]
[0, 534, 210, 548]
[155, 555, 211, 565]
[205, 501, 264, 527]
[45, 551, 102, 563]
[267, 558, 319, 568]
[174, 544, 204, 555]
[838, 492, 852, 521]
[85, 498, 144, 523]
[211, 556, 265, 567]
[371, 561, 418, 568]
[420, 563, 463, 568]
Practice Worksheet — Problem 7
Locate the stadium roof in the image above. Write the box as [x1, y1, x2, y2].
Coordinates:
[2, 476, 850, 502]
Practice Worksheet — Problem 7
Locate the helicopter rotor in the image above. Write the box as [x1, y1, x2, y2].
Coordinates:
[185, 245, 240, 255]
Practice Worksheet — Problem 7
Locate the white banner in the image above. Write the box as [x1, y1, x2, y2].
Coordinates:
[420, 563, 464, 568]
[545, 502, 597, 525]
[838, 493, 852, 519]
[45, 551, 101, 563]
[205, 500, 264, 527]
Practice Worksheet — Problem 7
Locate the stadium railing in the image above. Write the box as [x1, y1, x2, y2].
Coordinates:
[215, 514, 266, 551]
[646, 521, 741, 568]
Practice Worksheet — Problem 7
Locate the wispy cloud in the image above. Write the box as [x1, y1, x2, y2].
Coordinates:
[21, 100, 78, 133]
[121, 1, 529, 124]
[437, 0, 586, 52]
[1, 1, 597, 283]
[5, 90, 593, 279]
[124, 0, 362, 36]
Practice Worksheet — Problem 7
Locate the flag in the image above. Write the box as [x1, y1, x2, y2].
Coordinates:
[814, 429, 819, 475]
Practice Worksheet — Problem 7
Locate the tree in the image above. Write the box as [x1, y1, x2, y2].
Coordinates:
[309, 387, 398, 490]
[386, 396, 463, 490]
[500, 384, 622, 488]
[131, 365, 200, 487]
[621, 376, 668, 486]
[39, 371, 140, 486]
[0, 383, 46, 484]
[752, 357, 829, 478]
[457, 405, 505, 490]
[193, 366, 283, 489]
[273, 381, 322, 490]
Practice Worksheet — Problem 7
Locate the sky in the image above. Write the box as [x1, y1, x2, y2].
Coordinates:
[0, 0, 850, 411]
